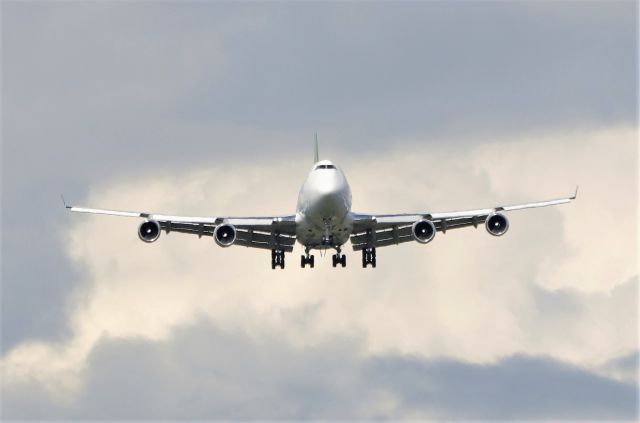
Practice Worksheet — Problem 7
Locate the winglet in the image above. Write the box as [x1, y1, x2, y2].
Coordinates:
[61, 194, 71, 209]
[314, 133, 319, 163]
[571, 186, 579, 200]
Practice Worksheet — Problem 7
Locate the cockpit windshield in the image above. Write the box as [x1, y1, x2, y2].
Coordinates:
[315, 164, 336, 170]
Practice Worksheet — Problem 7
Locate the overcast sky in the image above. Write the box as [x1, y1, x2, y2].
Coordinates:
[2, 1, 638, 420]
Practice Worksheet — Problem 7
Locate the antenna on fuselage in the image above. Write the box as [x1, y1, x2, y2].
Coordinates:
[314, 133, 319, 163]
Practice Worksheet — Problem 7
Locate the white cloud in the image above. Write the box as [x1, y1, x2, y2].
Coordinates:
[2, 126, 637, 416]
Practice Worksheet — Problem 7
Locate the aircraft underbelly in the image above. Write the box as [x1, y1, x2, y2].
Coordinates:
[294, 163, 353, 250]
[296, 193, 353, 249]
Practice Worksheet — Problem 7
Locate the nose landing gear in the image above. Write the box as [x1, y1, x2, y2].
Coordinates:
[271, 249, 285, 269]
[362, 247, 376, 268]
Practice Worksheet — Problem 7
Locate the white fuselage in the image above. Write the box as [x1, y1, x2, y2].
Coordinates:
[295, 160, 353, 250]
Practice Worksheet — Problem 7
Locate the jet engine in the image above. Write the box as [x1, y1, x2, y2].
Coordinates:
[214, 223, 237, 247]
[138, 220, 161, 243]
[485, 213, 509, 236]
[412, 219, 436, 244]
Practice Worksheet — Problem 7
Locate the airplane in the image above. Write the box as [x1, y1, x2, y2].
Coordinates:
[64, 138, 577, 269]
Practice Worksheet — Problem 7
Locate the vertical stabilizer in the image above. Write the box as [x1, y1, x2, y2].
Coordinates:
[314, 133, 319, 163]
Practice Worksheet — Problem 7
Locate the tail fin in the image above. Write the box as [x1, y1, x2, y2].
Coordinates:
[314, 133, 319, 163]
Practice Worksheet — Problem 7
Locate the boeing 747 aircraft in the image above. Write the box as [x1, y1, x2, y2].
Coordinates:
[65, 140, 577, 269]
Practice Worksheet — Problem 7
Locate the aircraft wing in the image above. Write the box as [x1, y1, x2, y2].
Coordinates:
[65, 202, 298, 252]
[349, 188, 578, 251]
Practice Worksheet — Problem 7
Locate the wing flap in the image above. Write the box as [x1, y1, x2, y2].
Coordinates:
[350, 189, 576, 250]
[66, 202, 298, 248]
[157, 221, 295, 251]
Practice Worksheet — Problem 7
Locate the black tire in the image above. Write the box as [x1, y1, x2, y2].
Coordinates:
[310, 256, 315, 268]
[341, 255, 347, 267]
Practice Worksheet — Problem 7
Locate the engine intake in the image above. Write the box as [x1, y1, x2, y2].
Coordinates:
[138, 220, 161, 243]
[214, 223, 237, 247]
[412, 219, 436, 244]
[485, 213, 509, 236]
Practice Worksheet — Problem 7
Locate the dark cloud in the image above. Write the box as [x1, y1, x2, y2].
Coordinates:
[368, 354, 638, 420]
[192, 1, 637, 140]
[3, 320, 637, 420]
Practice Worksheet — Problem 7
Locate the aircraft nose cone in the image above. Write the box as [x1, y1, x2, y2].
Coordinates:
[306, 175, 348, 218]
[317, 177, 342, 194]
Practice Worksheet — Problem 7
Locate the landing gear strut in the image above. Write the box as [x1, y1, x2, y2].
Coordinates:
[271, 249, 285, 269]
[332, 248, 347, 268]
[362, 247, 376, 268]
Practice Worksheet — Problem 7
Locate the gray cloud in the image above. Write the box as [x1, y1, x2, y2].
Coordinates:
[367, 353, 638, 420]
[1, 2, 637, 419]
[599, 350, 639, 385]
[192, 1, 637, 139]
[3, 2, 636, 352]
[3, 319, 637, 420]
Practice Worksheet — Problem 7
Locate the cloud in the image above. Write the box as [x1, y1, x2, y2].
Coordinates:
[2, 1, 636, 353]
[366, 352, 638, 420]
[3, 320, 637, 420]
[598, 350, 639, 385]
[1, 125, 636, 419]
[191, 1, 637, 137]
[2, 2, 637, 419]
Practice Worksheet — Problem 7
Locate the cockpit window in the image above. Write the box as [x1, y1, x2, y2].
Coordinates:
[315, 164, 336, 170]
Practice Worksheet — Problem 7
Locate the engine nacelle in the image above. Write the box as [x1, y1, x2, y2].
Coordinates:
[485, 213, 509, 236]
[214, 223, 237, 247]
[138, 220, 161, 243]
[412, 219, 436, 244]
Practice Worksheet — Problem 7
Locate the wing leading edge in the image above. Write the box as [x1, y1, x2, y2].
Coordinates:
[65, 203, 297, 252]
[350, 188, 578, 251]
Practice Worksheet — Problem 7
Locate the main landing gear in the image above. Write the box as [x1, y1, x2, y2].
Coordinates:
[271, 249, 285, 269]
[301, 250, 315, 268]
[332, 248, 347, 268]
[362, 247, 376, 268]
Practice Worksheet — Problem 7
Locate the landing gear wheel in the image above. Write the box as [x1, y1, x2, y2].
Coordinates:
[362, 247, 376, 268]
[271, 249, 285, 269]
[332, 253, 347, 268]
[301, 254, 315, 268]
